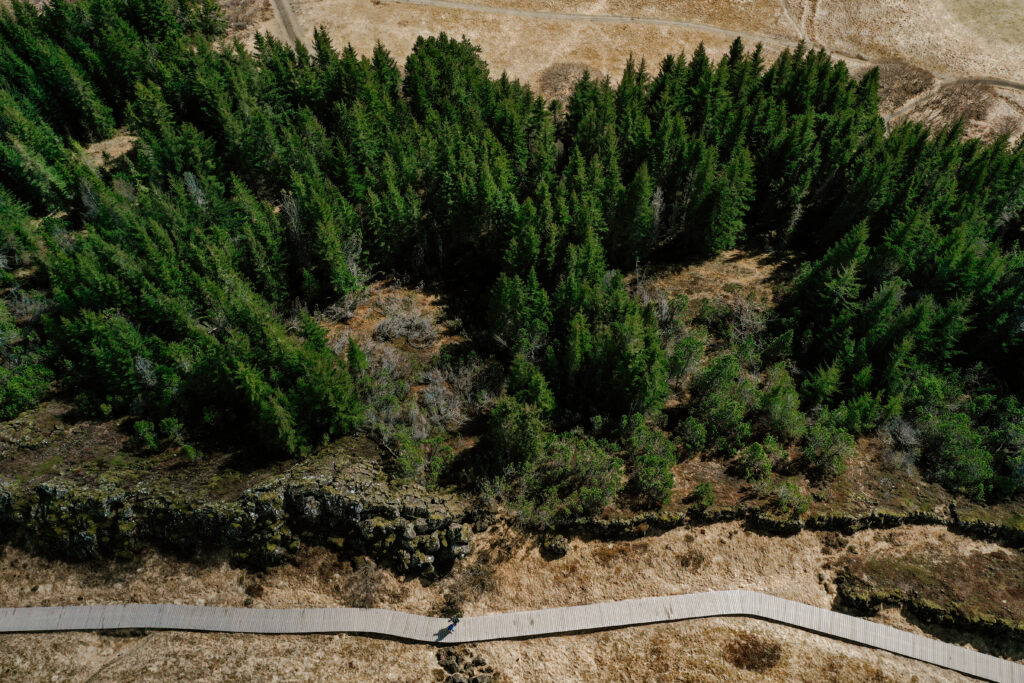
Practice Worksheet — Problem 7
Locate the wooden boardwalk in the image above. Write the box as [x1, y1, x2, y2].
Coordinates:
[1, 591, 1020, 682]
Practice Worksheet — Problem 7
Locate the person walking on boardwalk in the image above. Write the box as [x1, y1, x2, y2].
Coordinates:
[446, 616, 460, 634]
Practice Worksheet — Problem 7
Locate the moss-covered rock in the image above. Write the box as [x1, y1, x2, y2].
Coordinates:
[0, 458, 474, 575]
[835, 572, 1024, 640]
[540, 534, 568, 558]
[23, 484, 138, 560]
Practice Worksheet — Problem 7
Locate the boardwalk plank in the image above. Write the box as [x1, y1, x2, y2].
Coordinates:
[0, 591, 1019, 681]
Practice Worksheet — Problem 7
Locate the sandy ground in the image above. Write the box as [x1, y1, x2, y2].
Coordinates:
[1, 521, 1015, 681]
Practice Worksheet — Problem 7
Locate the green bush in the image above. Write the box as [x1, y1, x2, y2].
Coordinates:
[688, 354, 755, 452]
[507, 353, 555, 416]
[634, 453, 674, 508]
[919, 412, 994, 500]
[133, 419, 159, 451]
[159, 416, 184, 440]
[702, 391, 752, 452]
[515, 431, 623, 527]
[623, 414, 675, 507]
[182, 444, 203, 462]
[487, 397, 550, 467]
[693, 482, 715, 510]
[390, 427, 427, 481]
[775, 479, 810, 517]
[668, 333, 705, 384]
[739, 442, 771, 483]
[677, 416, 707, 453]
[387, 428, 454, 487]
[805, 417, 855, 478]
[692, 354, 743, 397]
[759, 363, 806, 442]
[0, 360, 53, 420]
[802, 362, 841, 407]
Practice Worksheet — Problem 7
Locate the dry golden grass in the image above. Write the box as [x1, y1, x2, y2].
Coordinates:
[811, 0, 1024, 82]
[635, 249, 782, 308]
[289, 0, 796, 92]
[940, 0, 1024, 46]
[2, 519, 1016, 680]
[0, 631, 438, 682]
[79, 133, 137, 170]
[474, 617, 965, 682]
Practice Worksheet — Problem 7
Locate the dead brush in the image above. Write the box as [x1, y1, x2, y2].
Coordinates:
[372, 292, 438, 348]
[877, 62, 935, 109]
[419, 368, 466, 430]
[320, 290, 368, 324]
[677, 548, 707, 570]
[593, 541, 650, 563]
[917, 81, 995, 127]
[5, 288, 51, 326]
[724, 631, 785, 672]
[990, 114, 1022, 141]
[632, 267, 676, 332]
[340, 558, 404, 608]
[219, 0, 273, 31]
[447, 562, 498, 604]
[538, 62, 605, 102]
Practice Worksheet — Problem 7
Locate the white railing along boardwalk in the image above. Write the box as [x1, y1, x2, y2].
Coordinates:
[1, 591, 1021, 682]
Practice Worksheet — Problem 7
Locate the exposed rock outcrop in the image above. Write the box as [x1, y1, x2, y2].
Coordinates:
[0, 461, 472, 575]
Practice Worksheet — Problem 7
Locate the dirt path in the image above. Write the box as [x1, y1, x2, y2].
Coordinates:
[971, 77, 1024, 93]
[270, 0, 303, 44]
[778, 0, 803, 41]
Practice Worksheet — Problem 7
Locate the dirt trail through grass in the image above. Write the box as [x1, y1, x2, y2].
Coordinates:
[777, 0, 803, 41]
[271, 0, 303, 44]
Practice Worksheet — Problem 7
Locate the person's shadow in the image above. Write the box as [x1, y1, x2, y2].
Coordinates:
[434, 627, 454, 642]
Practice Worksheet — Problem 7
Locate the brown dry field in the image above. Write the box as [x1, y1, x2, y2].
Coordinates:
[3, 520, 1019, 681]
[231, 0, 1024, 138]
